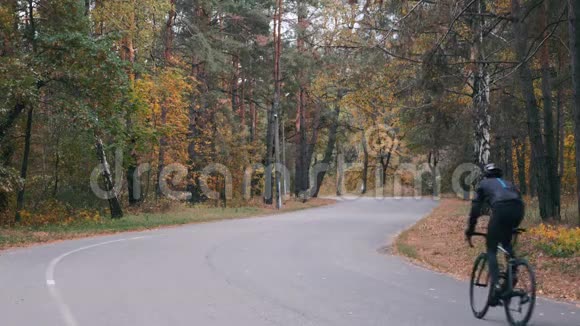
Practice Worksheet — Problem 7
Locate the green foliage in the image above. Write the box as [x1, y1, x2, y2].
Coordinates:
[0, 165, 21, 194]
[37, 0, 90, 35]
[0, 57, 38, 107]
[0, 165, 20, 213]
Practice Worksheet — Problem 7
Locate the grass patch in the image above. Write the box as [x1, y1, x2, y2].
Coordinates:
[0, 198, 335, 251]
[396, 241, 418, 259]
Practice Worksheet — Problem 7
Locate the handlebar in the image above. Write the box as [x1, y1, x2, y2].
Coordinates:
[466, 228, 526, 248]
[467, 232, 487, 248]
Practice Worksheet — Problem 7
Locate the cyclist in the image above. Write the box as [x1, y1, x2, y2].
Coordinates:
[465, 163, 525, 306]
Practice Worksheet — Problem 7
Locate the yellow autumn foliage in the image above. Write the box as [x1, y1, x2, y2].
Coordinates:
[134, 67, 194, 164]
[562, 134, 577, 194]
[529, 224, 580, 257]
[18, 200, 102, 227]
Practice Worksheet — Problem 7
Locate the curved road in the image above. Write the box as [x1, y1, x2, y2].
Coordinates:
[0, 198, 578, 326]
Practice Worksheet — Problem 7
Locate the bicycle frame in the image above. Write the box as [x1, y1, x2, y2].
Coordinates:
[468, 228, 536, 325]
[468, 228, 525, 290]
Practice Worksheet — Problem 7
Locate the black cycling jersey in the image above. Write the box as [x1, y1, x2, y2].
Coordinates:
[469, 176, 523, 224]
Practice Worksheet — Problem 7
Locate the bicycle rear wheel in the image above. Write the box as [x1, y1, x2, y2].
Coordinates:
[470, 253, 491, 319]
[504, 259, 536, 326]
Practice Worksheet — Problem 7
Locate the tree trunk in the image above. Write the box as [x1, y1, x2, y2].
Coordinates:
[380, 138, 397, 187]
[515, 138, 527, 194]
[126, 113, 140, 205]
[274, 104, 282, 208]
[0, 102, 25, 144]
[156, 107, 168, 197]
[312, 96, 341, 198]
[249, 79, 256, 142]
[361, 129, 369, 194]
[15, 107, 33, 222]
[300, 102, 322, 196]
[26, 0, 36, 51]
[156, 0, 175, 198]
[472, 65, 492, 167]
[294, 0, 309, 198]
[336, 147, 343, 196]
[231, 55, 239, 112]
[265, 0, 283, 205]
[429, 150, 440, 197]
[95, 136, 123, 218]
[240, 73, 246, 127]
[164, 0, 175, 63]
[568, 0, 580, 224]
[187, 100, 202, 203]
[512, 0, 556, 219]
[294, 87, 308, 197]
[126, 162, 138, 204]
[529, 146, 537, 198]
[557, 86, 565, 180]
[281, 111, 288, 197]
[504, 137, 514, 182]
[540, 1, 560, 218]
[381, 153, 391, 187]
[123, 0, 140, 205]
[186, 4, 211, 203]
[264, 110, 274, 204]
[556, 14, 565, 196]
[53, 134, 60, 197]
[471, 0, 491, 166]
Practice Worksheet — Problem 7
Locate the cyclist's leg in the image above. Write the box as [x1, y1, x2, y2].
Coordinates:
[486, 215, 502, 294]
[502, 202, 525, 286]
[499, 230, 516, 291]
[501, 233, 514, 256]
[486, 239, 500, 285]
[502, 201, 525, 257]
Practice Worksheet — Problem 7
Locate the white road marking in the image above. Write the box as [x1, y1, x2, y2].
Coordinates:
[45, 236, 151, 326]
[47, 284, 79, 326]
[46, 238, 130, 284]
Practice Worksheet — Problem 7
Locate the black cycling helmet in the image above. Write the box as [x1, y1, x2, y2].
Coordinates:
[483, 163, 503, 178]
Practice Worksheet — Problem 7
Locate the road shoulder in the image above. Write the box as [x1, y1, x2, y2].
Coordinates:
[0, 198, 336, 252]
[392, 198, 580, 304]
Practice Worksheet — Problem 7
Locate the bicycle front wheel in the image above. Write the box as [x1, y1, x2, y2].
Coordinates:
[504, 259, 536, 326]
[470, 253, 491, 319]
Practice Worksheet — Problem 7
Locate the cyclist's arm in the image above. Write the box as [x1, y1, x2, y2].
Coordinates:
[468, 186, 485, 231]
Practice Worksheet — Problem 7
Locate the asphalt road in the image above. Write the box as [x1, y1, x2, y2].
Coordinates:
[0, 198, 578, 326]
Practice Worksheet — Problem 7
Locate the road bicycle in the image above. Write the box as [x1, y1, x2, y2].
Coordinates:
[468, 228, 536, 326]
